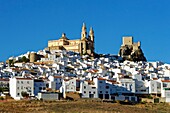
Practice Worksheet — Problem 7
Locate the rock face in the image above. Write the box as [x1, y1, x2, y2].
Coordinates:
[131, 48, 146, 61]
[118, 37, 147, 62]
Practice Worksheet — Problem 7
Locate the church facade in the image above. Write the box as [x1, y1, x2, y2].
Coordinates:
[46, 23, 95, 56]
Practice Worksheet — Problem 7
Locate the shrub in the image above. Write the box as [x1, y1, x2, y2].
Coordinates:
[21, 91, 29, 98]
[140, 101, 147, 104]
[0, 96, 4, 100]
[147, 95, 153, 99]
[115, 100, 120, 104]
[112, 100, 116, 103]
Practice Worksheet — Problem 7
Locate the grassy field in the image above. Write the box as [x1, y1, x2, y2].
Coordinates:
[0, 99, 170, 113]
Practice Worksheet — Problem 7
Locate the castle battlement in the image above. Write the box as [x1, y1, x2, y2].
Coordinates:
[119, 36, 146, 61]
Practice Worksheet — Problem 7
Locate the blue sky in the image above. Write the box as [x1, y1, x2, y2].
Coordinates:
[0, 0, 170, 63]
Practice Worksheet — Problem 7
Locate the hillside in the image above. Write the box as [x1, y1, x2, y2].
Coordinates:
[0, 100, 170, 113]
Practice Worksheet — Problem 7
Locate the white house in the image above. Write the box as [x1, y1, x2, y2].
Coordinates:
[9, 77, 34, 100]
[0, 78, 9, 88]
[60, 78, 77, 98]
[161, 80, 170, 102]
[93, 77, 111, 99]
[48, 75, 63, 90]
[148, 79, 161, 95]
[119, 77, 136, 94]
[34, 79, 47, 96]
[80, 80, 98, 98]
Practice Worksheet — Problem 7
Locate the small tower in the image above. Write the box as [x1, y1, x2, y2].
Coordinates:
[81, 23, 87, 40]
[59, 33, 68, 40]
[89, 27, 94, 42]
[62, 33, 66, 37]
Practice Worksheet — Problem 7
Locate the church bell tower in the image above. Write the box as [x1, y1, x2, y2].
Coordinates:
[81, 23, 87, 40]
[89, 27, 94, 42]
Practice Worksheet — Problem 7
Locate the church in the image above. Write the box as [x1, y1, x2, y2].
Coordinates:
[46, 23, 95, 56]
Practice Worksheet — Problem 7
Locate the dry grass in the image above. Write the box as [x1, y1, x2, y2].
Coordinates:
[0, 100, 170, 113]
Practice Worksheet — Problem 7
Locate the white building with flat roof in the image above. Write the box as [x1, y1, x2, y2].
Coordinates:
[9, 77, 34, 100]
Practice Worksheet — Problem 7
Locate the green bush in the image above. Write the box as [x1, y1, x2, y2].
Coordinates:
[115, 100, 121, 104]
[140, 101, 147, 104]
[0, 87, 9, 92]
[21, 91, 29, 98]
[147, 95, 153, 99]
[0, 97, 4, 100]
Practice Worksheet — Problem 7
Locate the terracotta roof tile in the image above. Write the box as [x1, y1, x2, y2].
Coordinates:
[98, 78, 106, 80]
[16, 78, 32, 80]
[162, 80, 170, 82]
[153, 78, 158, 80]
[53, 76, 62, 78]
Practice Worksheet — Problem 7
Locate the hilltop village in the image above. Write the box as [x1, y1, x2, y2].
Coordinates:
[0, 24, 170, 103]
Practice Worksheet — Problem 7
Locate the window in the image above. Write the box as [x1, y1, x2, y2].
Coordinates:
[84, 91, 86, 94]
[84, 86, 86, 89]
[105, 94, 109, 99]
[89, 91, 91, 94]
[141, 90, 146, 92]
[99, 81, 103, 83]
[125, 97, 129, 101]
[17, 87, 19, 89]
[106, 91, 108, 94]
[27, 81, 29, 84]
[21, 81, 23, 84]
[131, 97, 136, 101]
[163, 83, 167, 87]
[17, 93, 20, 96]
[152, 88, 154, 92]
[93, 92, 95, 94]
[89, 93, 94, 98]
[46, 84, 49, 88]
[167, 93, 170, 97]
[17, 81, 19, 84]
[106, 86, 109, 89]
[100, 91, 102, 94]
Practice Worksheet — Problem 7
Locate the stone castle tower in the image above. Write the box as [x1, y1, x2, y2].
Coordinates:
[46, 23, 95, 56]
[119, 36, 146, 61]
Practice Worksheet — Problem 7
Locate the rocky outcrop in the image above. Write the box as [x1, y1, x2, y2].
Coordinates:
[119, 45, 147, 62]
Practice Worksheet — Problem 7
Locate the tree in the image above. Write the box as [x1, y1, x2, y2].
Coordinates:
[21, 91, 29, 98]
[21, 56, 29, 63]
[0, 87, 9, 92]
[16, 56, 30, 63]
[9, 60, 14, 67]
